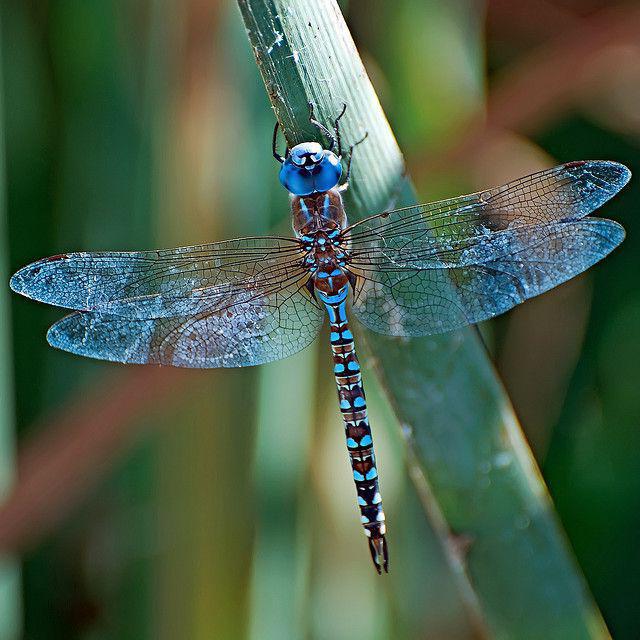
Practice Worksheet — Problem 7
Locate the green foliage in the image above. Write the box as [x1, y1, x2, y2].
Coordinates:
[0, 30, 21, 640]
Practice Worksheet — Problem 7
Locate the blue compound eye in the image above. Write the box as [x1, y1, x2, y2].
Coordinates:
[279, 143, 342, 195]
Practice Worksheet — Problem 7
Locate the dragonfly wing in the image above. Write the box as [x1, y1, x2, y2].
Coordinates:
[10, 236, 304, 319]
[346, 161, 630, 256]
[46, 282, 324, 368]
[345, 161, 629, 337]
[349, 219, 624, 336]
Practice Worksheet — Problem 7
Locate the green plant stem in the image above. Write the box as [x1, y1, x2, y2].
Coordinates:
[0, 17, 21, 638]
[237, 1, 611, 638]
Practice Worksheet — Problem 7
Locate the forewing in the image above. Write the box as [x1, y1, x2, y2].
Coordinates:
[347, 161, 630, 265]
[10, 236, 304, 319]
[46, 280, 324, 368]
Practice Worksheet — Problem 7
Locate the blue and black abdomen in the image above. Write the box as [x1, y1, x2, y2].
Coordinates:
[318, 287, 388, 573]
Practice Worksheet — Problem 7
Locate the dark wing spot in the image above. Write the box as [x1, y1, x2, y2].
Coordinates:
[479, 203, 511, 232]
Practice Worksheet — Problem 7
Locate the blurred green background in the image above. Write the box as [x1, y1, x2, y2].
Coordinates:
[1, 0, 639, 638]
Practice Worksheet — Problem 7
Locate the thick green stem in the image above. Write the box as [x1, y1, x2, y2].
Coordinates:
[237, 1, 610, 638]
[0, 21, 21, 639]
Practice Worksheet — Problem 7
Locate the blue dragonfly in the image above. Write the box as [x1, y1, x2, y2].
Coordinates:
[10, 105, 630, 574]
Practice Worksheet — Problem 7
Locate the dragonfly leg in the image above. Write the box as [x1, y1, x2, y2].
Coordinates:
[338, 131, 369, 193]
[308, 101, 338, 152]
[272, 120, 288, 163]
[307, 101, 361, 169]
[333, 102, 348, 156]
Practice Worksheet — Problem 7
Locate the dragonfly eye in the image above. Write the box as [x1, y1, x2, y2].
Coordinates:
[280, 143, 343, 196]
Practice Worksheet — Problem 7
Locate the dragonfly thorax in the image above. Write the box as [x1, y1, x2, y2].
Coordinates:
[292, 189, 351, 301]
[291, 188, 348, 236]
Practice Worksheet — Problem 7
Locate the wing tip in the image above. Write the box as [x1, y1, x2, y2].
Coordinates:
[599, 160, 631, 190]
[46, 312, 149, 366]
[9, 256, 63, 300]
[9, 262, 39, 296]
[565, 160, 632, 191]
[606, 219, 626, 247]
[46, 312, 112, 362]
[9, 270, 23, 295]
[46, 313, 76, 351]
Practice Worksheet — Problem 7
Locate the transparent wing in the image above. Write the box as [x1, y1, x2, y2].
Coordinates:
[346, 161, 629, 336]
[346, 161, 629, 256]
[12, 236, 325, 367]
[46, 280, 324, 368]
[10, 236, 305, 319]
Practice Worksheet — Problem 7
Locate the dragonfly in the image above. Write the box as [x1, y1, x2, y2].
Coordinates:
[10, 104, 630, 574]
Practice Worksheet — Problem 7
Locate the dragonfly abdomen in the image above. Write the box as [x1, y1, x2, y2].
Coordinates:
[320, 288, 388, 574]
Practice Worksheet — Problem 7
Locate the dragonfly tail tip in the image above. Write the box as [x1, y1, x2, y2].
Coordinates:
[368, 535, 389, 575]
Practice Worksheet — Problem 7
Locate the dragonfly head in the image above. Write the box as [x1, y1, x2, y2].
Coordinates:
[279, 142, 342, 195]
